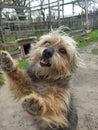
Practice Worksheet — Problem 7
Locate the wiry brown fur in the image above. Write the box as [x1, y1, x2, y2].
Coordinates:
[0, 29, 80, 130]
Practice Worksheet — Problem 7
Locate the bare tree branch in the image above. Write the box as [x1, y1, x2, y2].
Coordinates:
[75, 0, 98, 11]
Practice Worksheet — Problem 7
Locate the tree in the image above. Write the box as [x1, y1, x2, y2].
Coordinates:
[2, 0, 31, 20]
[0, 9, 2, 25]
[39, 0, 45, 22]
[12, 0, 27, 20]
[75, 0, 98, 30]
[75, 0, 98, 12]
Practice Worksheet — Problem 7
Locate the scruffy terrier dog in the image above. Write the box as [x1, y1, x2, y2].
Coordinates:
[0, 30, 80, 130]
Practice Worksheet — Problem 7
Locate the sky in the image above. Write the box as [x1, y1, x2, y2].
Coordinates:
[2, 0, 98, 19]
[30, 0, 82, 17]
[30, 0, 97, 18]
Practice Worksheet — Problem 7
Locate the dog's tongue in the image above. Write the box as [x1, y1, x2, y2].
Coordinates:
[41, 58, 48, 64]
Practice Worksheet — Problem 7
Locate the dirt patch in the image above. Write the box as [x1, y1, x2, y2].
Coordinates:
[73, 42, 98, 130]
[0, 42, 98, 130]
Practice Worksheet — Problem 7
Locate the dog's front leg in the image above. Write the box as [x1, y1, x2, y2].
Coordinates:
[0, 51, 32, 98]
[21, 91, 68, 127]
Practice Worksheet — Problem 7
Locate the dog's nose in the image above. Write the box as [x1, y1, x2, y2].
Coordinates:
[42, 48, 54, 59]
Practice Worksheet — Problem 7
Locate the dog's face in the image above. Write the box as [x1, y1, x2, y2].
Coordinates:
[29, 31, 79, 79]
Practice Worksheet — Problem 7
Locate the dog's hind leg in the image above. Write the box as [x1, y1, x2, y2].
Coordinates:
[0, 51, 32, 99]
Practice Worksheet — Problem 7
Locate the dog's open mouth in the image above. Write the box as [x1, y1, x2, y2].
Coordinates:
[40, 58, 51, 67]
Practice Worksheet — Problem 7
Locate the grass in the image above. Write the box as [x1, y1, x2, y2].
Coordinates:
[8, 46, 19, 52]
[91, 48, 98, 55]
[5, 35, 29, 43]
[5, 35, 30, 52]
[76, 36, 90, 47]
[0, 60, 29, 85]
[77, 41, 90, 47]
[5, 36, 18, 52]
[3, 31, 46, 51]
[0, 73, 4, 85]
[18, 60, 29, 70]
[76, 29, 98, 47]
[6, 36, 17, 43]
[87, 30, 98, 41]
[34, 31, 44, 38]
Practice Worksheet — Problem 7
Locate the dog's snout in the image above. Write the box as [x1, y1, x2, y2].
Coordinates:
[42, 48, 54, 59]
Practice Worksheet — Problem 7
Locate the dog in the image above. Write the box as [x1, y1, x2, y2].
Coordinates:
[0, 29, 80, 130]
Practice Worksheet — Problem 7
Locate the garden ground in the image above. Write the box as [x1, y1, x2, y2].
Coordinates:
[0, 42, 98, 130]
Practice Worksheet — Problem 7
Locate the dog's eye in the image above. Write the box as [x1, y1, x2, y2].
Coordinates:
[43, 41, 50, 45]
[59, 48, 66, 54]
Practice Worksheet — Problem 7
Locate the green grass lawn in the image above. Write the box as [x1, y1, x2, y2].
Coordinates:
[5, 35, 29, 43]
[87, 30, 98, 41]
[77, 41, 90, 47]
[76, 29, 98, 47]
[76, 36, 90, 47]
[6, 36, 17, 43]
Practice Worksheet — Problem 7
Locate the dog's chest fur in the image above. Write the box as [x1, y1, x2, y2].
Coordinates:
[26, 68, 71, 95]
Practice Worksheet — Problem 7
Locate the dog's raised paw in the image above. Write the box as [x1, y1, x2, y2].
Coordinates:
[0, 51, 15, 72]
[22, 96, 44, 116]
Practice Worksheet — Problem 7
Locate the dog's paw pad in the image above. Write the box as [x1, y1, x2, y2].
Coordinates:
[22, 98, 43, 116]
[0, 51, 15, 72]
